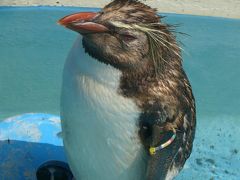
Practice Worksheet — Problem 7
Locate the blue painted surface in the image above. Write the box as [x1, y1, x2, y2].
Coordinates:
[0, 113, 66, 180]
[0, 7, 240, 180]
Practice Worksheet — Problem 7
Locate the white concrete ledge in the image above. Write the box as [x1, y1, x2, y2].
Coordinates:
[0, 0, 240, 19]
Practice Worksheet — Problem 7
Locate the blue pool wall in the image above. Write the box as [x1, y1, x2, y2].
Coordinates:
[0, 7, 239, 120]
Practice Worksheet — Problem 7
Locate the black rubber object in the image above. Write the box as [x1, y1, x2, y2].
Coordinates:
[36, 160, 74, 180]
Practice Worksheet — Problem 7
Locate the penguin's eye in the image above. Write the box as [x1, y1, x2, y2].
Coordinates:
[119, 34, 136, 42]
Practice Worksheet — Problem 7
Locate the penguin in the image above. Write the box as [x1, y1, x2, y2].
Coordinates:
[58, 0, 196, 180]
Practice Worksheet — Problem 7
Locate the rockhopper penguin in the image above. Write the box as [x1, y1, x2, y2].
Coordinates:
[58, 0, 196, 180]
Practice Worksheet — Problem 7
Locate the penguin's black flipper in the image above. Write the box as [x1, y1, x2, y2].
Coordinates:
[147, 129, 184, 180]
[138, 109, 185, 180]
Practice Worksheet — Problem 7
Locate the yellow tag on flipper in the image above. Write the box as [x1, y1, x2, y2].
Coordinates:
[149, 147, 156, 155]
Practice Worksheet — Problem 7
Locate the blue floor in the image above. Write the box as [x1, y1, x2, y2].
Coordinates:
[0, 7, 240, 180]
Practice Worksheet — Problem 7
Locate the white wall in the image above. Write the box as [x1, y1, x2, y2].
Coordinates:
[0, 0, 239, 19]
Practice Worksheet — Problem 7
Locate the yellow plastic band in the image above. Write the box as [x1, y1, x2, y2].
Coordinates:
[149, 132, 176, 156]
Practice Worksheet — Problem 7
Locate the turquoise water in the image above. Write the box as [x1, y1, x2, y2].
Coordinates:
[0, 7, 240, 180]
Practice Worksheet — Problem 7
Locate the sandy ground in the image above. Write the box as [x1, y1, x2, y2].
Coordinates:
[0, 0, 240, 19]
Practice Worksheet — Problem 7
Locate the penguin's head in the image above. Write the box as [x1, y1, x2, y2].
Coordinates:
[59, 0, 180, 74]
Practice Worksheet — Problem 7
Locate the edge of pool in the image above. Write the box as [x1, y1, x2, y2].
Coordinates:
[1, 0, 240, 19]
[1, 6, 240, 22]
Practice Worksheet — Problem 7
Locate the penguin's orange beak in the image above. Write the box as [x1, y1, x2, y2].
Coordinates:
[58, 12, 109, 34]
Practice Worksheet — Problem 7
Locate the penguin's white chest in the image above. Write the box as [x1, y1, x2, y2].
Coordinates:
[61, 37, 145, 180]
